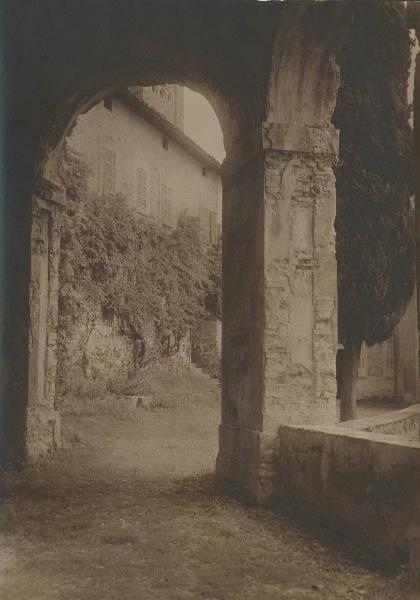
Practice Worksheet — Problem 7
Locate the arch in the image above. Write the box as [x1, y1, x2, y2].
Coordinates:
[2, 1, 347, 504]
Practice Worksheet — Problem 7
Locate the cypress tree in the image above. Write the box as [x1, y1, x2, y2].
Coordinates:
[332, 0, 414, 420]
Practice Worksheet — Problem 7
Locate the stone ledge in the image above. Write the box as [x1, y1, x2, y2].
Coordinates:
[276, 422, 420, 564]
[337, 404, 420, 440]
[282, 422, 420, 448]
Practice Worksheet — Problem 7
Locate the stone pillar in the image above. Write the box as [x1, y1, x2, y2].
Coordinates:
[217, 122, 338, 502]
[26, 176, 65, 459]
[415, 37, 420, 395]
[409, 2, 420, 571]
[214, 1, 347, 503]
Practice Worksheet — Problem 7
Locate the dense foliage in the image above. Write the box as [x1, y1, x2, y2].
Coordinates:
[332, 0, 414, 348]
[58, 144, 221, 370]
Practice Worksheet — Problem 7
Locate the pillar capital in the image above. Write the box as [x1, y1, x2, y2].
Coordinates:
[262, 122, 339, 156]
[224, 122, 339, 177]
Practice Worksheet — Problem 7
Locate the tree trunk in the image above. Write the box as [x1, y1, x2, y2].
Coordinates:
[339, 340, 361, 422]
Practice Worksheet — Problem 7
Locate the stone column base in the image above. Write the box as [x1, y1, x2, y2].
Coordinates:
[215, 424, 278, 505]
[26, 406, 62, 461]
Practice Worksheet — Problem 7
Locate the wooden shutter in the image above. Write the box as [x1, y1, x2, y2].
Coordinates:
[150, 167, 159, 219]
[136, 167, 148, 214]
[161, 183, 172, 226]
[103, 148, 116, 196]
[209, 211, 217, 245]
[199, 202, 209, 242]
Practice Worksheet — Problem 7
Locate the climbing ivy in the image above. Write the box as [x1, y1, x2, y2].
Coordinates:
[57, 144, 221, 376]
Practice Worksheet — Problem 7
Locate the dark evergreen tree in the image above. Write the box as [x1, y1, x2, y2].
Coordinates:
[332, 0, 414, 420]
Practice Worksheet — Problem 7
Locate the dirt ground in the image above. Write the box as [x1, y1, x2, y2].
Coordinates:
[0, 379, 419, 599]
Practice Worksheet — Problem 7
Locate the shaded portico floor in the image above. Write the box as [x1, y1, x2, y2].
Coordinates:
[0, 391, 418, 599]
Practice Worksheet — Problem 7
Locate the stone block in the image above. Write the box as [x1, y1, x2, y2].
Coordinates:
[262, 122, 339, 156]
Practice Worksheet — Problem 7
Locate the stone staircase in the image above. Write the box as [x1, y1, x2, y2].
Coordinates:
[189, 362, 221, 388]
[189, 362, 212, 379]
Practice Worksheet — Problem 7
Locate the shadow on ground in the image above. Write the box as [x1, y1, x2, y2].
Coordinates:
[0, 386, 419, 599]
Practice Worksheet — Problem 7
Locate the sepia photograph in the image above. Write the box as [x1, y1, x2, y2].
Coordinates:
[0, 0, 420, 598]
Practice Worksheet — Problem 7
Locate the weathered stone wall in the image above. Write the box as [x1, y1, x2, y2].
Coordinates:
[57, 307, 191, 394]
[263, 135, 338, 432]
[273, 423, 420, 562]
[57, 311, 137, 388]
[191, 317, 221, 379]
[27, 178, 64, 460]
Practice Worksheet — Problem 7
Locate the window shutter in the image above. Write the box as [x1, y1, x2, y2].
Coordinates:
[359, 344, 367, 378]
[103, 148, 116, 196]
[151, 167, 159, 219]
[161, 184, 172, 226]
[367, 344, 384, 378]
[136, 167, 148, 214]
[209, 211, 217, 245]
[199, 203, 209, 242]
[385, 339, 394, 377]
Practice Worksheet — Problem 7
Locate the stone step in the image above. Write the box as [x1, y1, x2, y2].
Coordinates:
[189, 362, 220, 382]
[189, 364, 211, 378]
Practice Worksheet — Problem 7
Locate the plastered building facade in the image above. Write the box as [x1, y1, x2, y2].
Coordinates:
[67, 85, 221, 243]
[357, 294, 419, 404]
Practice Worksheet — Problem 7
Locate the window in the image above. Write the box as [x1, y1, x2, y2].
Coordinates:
[103, 148, 116, 196]
[150, 167, 160, 219]
[358, 344, 368, 378]
[202, 167, 207, 177]
[385, 339, 394, 377]
[136, 167, 148, 214]
[162, 137, 169, 150]
[103, 97, 113, 111]
[199, 203, 209, 242]
[209, 211, 218, 245]
[367, 344, 384, 378]
[101, 305, 114, 326]
[161, 183, 172, 226]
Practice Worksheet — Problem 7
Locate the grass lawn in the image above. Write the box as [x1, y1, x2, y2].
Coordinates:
[0, 373, 419, 599]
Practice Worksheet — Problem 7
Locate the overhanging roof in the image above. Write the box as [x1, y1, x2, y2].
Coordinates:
[115, 89, 222, 173]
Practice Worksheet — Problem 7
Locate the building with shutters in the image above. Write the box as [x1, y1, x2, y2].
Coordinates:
[354, 295, 419, 405]
[352, 42, 420, 407]
[62, 84, 222, 383]
[67, 85, 222, 244]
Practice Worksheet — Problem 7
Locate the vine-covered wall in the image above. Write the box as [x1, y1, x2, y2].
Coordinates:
[56, 145, 221, 396]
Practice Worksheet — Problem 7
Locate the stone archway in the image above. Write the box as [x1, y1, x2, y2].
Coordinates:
[1, 1, 348, 502]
